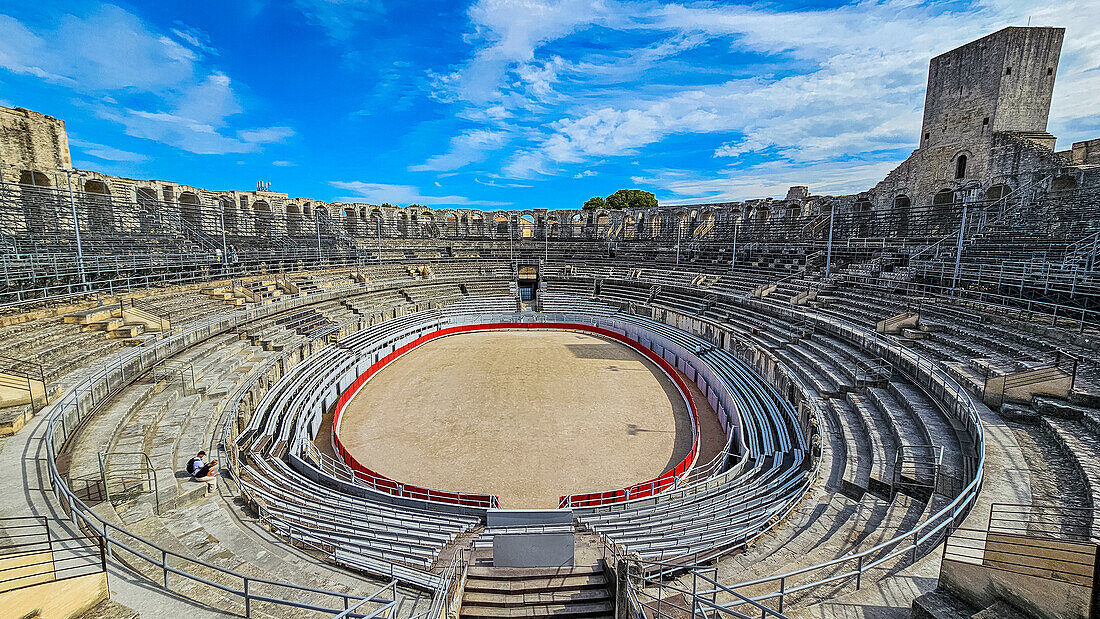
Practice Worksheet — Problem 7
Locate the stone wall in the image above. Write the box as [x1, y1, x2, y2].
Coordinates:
[0, 106, 71, 185]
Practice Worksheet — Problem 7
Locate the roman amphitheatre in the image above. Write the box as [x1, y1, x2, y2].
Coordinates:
[0, 23, 1098, 619]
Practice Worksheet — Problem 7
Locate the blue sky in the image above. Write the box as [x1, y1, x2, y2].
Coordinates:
[1, 0, 1097, 209]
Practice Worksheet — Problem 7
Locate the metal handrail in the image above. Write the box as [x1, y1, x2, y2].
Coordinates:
[39, 285, 416, 617]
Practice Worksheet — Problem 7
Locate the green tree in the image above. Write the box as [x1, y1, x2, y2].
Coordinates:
[380, 202, 394, 208]
[605, 189, 658, 210]
[583, 196, 606, 210]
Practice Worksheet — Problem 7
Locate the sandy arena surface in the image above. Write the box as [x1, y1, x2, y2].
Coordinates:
[336, 330, 696, 508]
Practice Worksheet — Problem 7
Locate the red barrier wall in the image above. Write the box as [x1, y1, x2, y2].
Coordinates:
[330, 322, 699, 509]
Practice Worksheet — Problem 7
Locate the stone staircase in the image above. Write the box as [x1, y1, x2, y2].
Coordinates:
[460, 564, 613, 619]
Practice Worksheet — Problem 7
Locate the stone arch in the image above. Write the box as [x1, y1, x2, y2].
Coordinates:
[342, 206, 357, 234]
[932, 189, 956, 235]
[571, 213, 583, 237]
[494, 213, 509, 236]
[853, 198, 873, 237]
[623, 214, 636, 238]
[649, 213, 661, 238]
[595, 213, 610, 238]
[396, 211, 408, 235]
[83, 179, 114, 233]
[518, 214, 535, 238]
[253, 200, 272, 232]
[695, 210, 715, 239]
[220, 197, 238, 233]
[178, 191, 201, 231]
[135, 187, 159, 233]
[1051, 175, 1078, 192]
[985, 184, 1012, 201]
[676, 211, 689, 239]
[892, 195, 911, 236]
[471, 212, 484, 235]
[18, 170, 56, 234]
[286, 203, 302, 235]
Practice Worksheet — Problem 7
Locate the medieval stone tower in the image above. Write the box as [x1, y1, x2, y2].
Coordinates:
[871, 26, 1067, 212]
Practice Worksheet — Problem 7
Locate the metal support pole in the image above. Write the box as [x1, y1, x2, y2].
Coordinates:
[63, 170, 88, 291]
[676, 225, 681, 266]
[952, 203, 968, 289]
[315, 211, 323, 263]
[218, 205, 228, 266]
[824, 205, 835, 279]
[731, 221, 738, 270]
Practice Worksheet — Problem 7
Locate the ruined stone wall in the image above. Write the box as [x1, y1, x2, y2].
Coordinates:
[0, 107, 71, 185]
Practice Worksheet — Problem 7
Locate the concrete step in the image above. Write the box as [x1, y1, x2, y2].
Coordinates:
[460, 601, 612, 619]
[463, 588, 610, 607]
[465, 573, 609, 594]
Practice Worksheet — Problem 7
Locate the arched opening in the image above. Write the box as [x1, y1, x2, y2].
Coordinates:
[676, 212, 688, 239]
[396, 211, 408, 235]
[420, 211, 436, 236]
[650, 214, 661, 238]
[985, 184, 1012, 201]
[220, 198, 238, 233]
[286, 203, 302, 235]
[136, 187, 158, 234]
[445, 212, 458, 236]
[892, 195, 911, 236]
[853, 198, 873, 237]
[596, 213, 610, 238]
[1051, 175, 1078, 192]
[18, 170, 56, 234]
[932, 189, 956, 235]
[178, 192, 201, 231]
[83, 179, 114, 233]
[954, 154, 968, 180]
[495, 214, 509, 236]
[471, 213, 484, 235]
[342, 207, 357, 234]
[547, 215, 560, 238]
[571, 214, 583, 237]
[518, 214, 535, 238]
[695, 211, 715, 239]
[253, 200, 272, 232]
[370, 209, 383, 236]
[623, 215, 636, 238]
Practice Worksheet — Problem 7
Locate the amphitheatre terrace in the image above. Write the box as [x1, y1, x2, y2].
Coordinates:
[0, 23, 1098, 619]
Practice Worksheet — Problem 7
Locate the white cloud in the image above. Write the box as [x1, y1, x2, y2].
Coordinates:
[573, 169, 596, 178]
[171, 22, 218, 56]
[69, 138, 149, 163]
[434, 0, 1100, 196]
[0, 5, 294, 157]
[293, 0, 384, 41]
[101, 72, 294, 155]
[272, 160, 296, 167]
[0, 5, 196, 91]
[409, 129, 510, 172]
[331, 180, 509, 207]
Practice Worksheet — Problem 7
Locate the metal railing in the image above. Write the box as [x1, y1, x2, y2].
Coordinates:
[38, 285, 414, 617]
[0, 516, 107, 596]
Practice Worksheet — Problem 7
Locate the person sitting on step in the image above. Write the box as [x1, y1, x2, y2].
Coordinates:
[194, 459, 219, 496]
[186, 450, 206, 477]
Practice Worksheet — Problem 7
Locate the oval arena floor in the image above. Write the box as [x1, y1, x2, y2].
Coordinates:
[335, 330, 697, 507]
